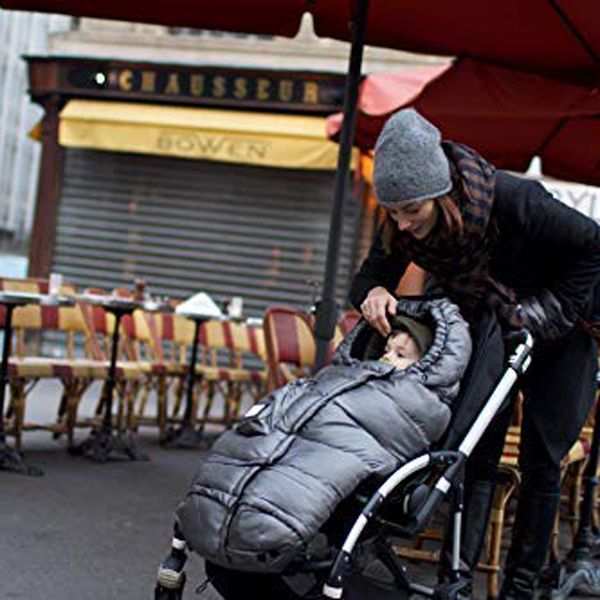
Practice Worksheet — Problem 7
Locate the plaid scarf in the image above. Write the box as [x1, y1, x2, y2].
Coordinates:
[388, 141, 523, 327]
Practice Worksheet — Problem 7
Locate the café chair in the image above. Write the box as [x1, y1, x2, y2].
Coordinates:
[263, 306, 316, 391]
[0, 277, 103, 448]
[130, 307, 196, 440]
[196, 318, 268, 429]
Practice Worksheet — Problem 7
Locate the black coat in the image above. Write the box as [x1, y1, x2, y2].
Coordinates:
[350, 172, 600, 463]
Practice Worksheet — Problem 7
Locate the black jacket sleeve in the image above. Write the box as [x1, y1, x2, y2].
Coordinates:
[496, 174, 600, 322]
[349, 227, 410, 310]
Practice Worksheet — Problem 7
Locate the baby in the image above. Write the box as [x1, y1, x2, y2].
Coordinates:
[379, 315, 433, 370]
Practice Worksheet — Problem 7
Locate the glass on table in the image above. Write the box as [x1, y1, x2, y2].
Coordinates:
[48, 272, 63, 297]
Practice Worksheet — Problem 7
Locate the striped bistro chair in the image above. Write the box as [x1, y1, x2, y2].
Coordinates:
[196, 319, 268, 428]
[0, 278, 105, 448]
[130, 308, 196, 440]
[337, 309, 361, 337]
[263, 306, 316, 391]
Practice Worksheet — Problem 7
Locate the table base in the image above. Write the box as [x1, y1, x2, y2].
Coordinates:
[0, 442, 43, 476]
[162, 424, 209, 450]
[69, 430, 149, 462]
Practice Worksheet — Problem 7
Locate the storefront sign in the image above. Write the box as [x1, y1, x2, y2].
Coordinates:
[157, 131, 271, 161]
[62, 62, 346, 112]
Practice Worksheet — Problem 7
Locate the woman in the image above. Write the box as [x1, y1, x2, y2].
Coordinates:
[351, 108, 600, 599]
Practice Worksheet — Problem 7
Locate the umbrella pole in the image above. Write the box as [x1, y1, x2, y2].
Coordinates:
[314, 0, 369, 370]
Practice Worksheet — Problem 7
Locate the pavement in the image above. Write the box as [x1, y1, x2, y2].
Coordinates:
[0, 380, 221, 600]
[0, 380, 587, 600]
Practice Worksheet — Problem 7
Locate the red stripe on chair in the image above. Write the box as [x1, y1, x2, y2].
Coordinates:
[222, 322, 234, 349]
[162, 314, 174, 340]
[121, 314, 135, 336]
[89, 305, 109, 334]
[275, 315, 300, 364]
[40, 306, 59, 330]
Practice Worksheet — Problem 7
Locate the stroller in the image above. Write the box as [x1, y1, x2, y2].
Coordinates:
[154, 298, 533, 600]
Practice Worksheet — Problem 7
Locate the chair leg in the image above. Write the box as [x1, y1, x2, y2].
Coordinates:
[156, 376, 168, 439]
[53, 390, 69, 438]
[65, 378, 91, 447]
[59, 379, 77, 442]
[568, 461, 586, 537]
[231, 382, 246, 424]
[124, 380, 139, 434]
[198, 381, 214, 433]
[485, 471, 519, 600]
[10, 381, 27, 451]
[134, 377, 153, 432]
[171, 377, 185, 421]
[224, 381, 238, 427]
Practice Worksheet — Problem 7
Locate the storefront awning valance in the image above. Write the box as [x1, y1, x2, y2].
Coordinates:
[58, 100, 353, 171]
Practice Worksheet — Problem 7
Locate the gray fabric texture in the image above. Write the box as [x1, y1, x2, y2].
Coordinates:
[374, 108, 452, 206]
[176, 297, 471, 573]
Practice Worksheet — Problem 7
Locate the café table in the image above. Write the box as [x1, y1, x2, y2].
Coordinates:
[70, 293, 158, 462]
[0, 291, 74, 476]
[163, 293, 226, 449]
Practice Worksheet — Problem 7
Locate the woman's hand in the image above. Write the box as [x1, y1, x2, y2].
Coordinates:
[360, 286, 397, 336]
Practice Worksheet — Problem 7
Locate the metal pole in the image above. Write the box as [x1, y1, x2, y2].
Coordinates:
[101, 308, 122, 436]
[314, 0, 369, 370]
[183, 318, 202, 424]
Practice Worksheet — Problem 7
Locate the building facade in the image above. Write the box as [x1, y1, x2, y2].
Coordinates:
[20, 16, 448, 314]
[0, 9, 70, 250]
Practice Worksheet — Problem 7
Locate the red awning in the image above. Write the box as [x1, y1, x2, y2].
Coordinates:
[327, 58, 600, 185]
[2, 1, 600, 78]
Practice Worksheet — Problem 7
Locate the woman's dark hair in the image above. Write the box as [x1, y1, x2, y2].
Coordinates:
[436, 192, 464, 236]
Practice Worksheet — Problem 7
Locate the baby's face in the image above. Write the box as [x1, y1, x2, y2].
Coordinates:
[380, 330, 422, 370]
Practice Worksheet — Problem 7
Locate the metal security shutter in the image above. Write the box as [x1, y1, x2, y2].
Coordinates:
[53, 148, 360, 317]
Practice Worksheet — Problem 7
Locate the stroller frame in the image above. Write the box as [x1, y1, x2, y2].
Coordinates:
[155, 330, 533, 600]
[324, 330, 533, 599]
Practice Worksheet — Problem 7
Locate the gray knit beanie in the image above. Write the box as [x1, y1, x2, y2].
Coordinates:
[373, 108, 452, 206]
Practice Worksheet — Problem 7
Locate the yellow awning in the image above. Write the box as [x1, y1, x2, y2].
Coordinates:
[59, 100, 354, 171]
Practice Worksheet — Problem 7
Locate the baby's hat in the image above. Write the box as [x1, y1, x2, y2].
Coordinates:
[390, 315, 433, 355]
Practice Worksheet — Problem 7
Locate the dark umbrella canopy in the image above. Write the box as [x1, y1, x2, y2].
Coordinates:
[3, 0, 600, 77]
[327, 58, 600, 185]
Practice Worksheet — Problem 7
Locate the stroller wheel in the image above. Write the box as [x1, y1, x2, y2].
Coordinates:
[154, 571, 186, 600]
